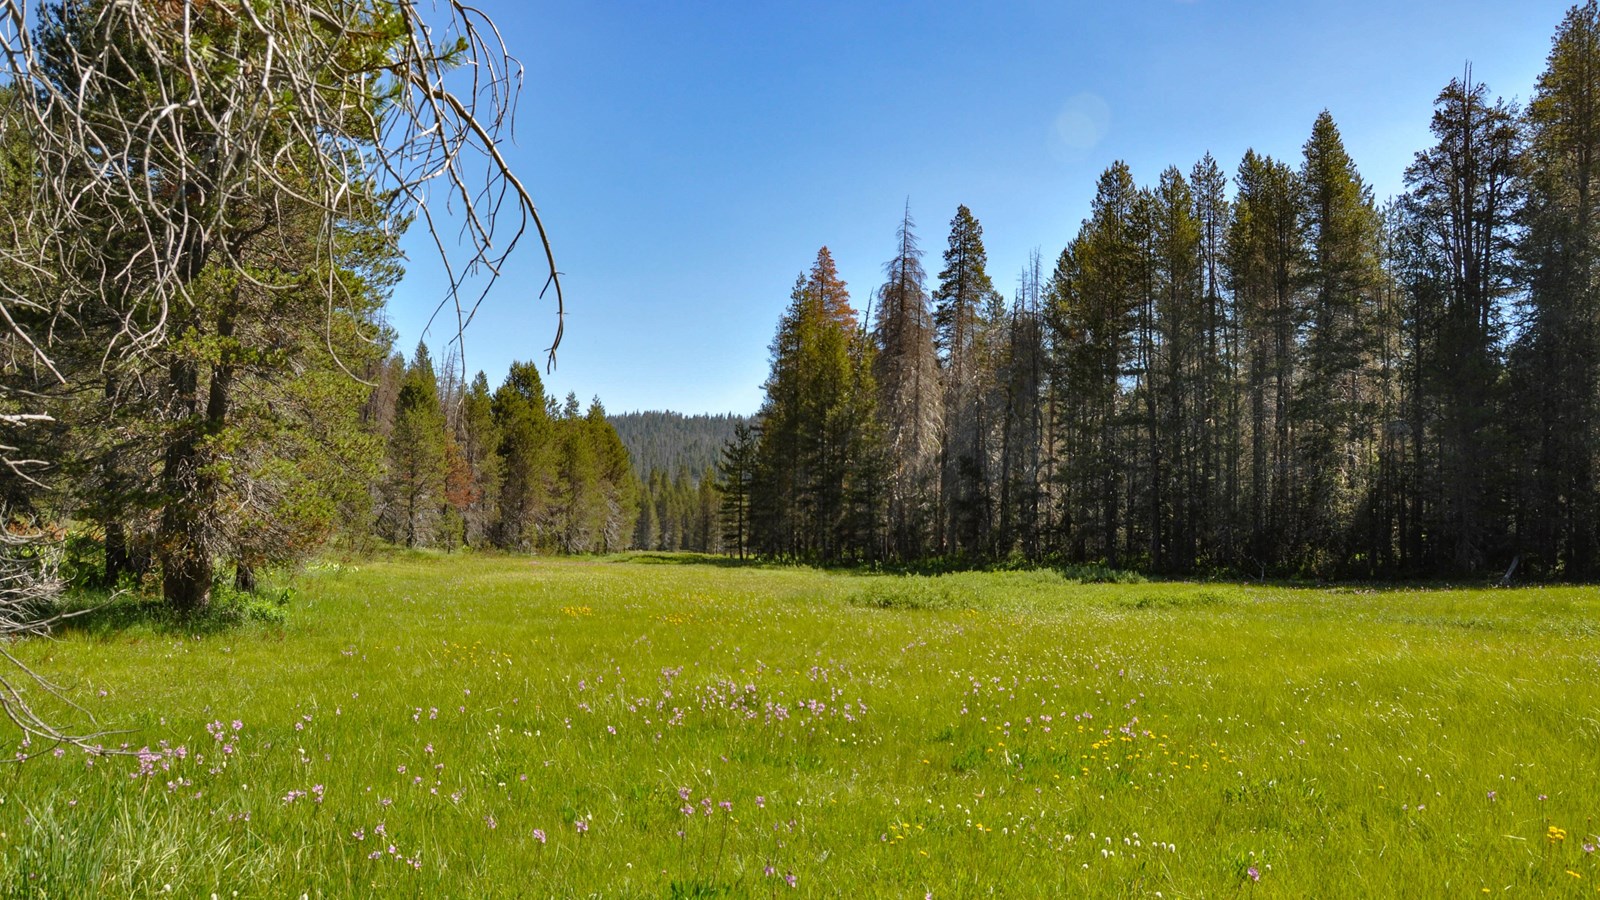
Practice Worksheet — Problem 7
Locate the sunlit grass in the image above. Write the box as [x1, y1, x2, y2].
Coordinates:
[2, 553, 1598, 896]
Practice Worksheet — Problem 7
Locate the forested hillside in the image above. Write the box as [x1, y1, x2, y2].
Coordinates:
[608, 412, 748, 479]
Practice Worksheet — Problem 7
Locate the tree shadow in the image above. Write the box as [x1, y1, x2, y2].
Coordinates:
[607, 552, 781, 570]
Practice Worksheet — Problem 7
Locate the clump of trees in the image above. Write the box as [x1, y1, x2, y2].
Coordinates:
[369, 347, 637, 555]
[607, 411, 743, 554]
[732, 2, 1600, 580]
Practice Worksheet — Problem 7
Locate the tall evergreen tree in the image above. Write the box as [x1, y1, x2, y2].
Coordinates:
[752, 248, 881, 561]
[552, 392, 603, 553]
[692, 467, 721, 553]
[871, 204, 943, 559]
[1296, 111, 1383, 571]
[1400, 73, 1521, 574]
[585, 397, 638, 554]
[842, 330, 890, 561]
[994, 251, 1048, 559]
[717, 422, 758, 559]
[1191, 153, 1241, 567]
[491, 362, 555, 550]
[384, 342, 450, 548]
[1146, 167, 1205, 570]
[633, 491, 659, 551]
[933, 205, 999, 554]
[459, 372, 503, 548]
[751, 275, 810, 557]
[1051, 163, 1142, 565]
[1227, 151, 1308, 569]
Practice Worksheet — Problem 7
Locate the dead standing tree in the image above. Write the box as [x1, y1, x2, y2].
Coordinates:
[0, 0, 562, 739]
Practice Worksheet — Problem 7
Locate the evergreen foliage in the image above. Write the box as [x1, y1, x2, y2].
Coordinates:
[933, 205, 1001, 556]
[872, 205, 943, 560]
[751, 248, 886, 562]
[382, 343, 450, 549]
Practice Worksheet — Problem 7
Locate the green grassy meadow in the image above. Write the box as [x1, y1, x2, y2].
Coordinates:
[3, 554, 1599, 897]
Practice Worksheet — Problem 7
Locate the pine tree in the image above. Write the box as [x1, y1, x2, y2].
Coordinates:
[717, 422, 758, 559]
[994, 251, 1047, 559]
[1227, 151, 1307, 570]
[384, 342, 450, 548]
[810, 246, 856, 330]
[16, 0, 405, 609]
[1146, 167, 1204, 571]
[693, 467, 721, 553]
[553, 392, 603, 553]
[491, 362, 554, 550]
[751, 275, 810, 557]
[361, 353, 407, 442]
[585, 397, 637, 553]
[1296, 111, 1383, 572]
[440, 435, 472, 550]
[751, 248, 878, 561]
[1051, 164, 1142, 565]
[1400, 73, 1521, 574]
[1369, 202, 1412, 574]
[634, 491, 659, 551]
[933, 205, 999, 554]
[459, 372, 502, 548]
[871, 204, 943, 559]
[799, 250, 860, 559]
[1191, 153, 1240, 567]
[842, 330, 890, 561]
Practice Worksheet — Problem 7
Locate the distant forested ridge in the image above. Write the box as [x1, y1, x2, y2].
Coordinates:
[609, 412, 748, 480]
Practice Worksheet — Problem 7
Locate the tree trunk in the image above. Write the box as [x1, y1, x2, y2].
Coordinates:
[103, 519, 129, 587]
[158, 352, 213, 612]
[235, 562, 257, 594]
[159, 303, 235, 612]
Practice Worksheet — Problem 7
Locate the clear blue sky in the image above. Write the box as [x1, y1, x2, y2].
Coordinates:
[387, 0, 1572, 416]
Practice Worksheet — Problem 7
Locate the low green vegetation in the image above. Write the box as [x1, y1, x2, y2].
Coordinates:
[3, 555, 1598, 896]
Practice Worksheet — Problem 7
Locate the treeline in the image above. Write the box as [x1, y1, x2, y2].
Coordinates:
[364, 344, 636, 555]
[727, 4, 1600, 579]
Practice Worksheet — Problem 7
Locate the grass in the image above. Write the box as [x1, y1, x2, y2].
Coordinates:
[2, 553, 1598, 896]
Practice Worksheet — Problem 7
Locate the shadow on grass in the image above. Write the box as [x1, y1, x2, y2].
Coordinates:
[599, 551, 1588, 592]
[608, 551, 779, 570]
[608, 551, 1149, 583]
[50, 586, 290, 639]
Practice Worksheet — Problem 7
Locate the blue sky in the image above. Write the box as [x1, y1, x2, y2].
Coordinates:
[387, 0, 1572, 416]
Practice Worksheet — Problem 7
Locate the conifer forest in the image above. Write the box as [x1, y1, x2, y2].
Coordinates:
[4, 4, 1600, 609]
[736, 17, 1600, 581]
